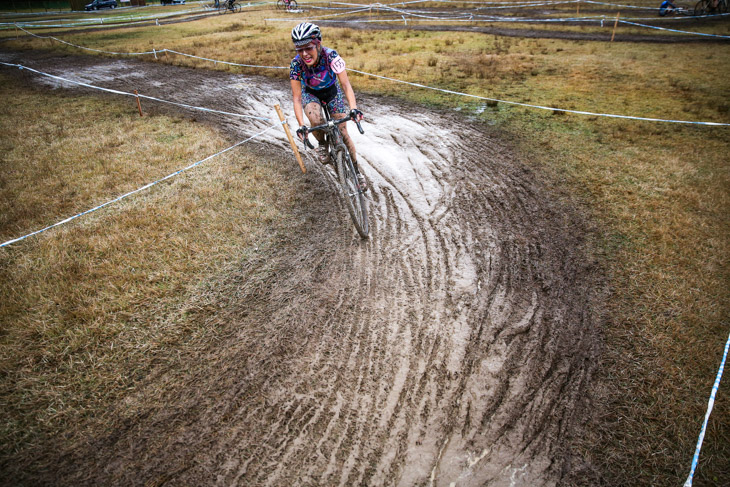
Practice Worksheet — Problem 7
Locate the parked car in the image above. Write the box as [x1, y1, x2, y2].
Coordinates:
[161, 0, 185, 4]
[85, 0, 117, 10]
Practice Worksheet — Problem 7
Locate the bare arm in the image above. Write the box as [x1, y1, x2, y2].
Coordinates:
[337, 70, 357, 112]
[291, 79, 305, 127]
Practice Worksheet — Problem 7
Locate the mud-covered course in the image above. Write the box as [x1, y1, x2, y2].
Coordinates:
[0, 51, 605, 486]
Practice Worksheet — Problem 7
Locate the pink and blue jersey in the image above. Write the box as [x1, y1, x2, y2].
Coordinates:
[290, 47, 346, 93]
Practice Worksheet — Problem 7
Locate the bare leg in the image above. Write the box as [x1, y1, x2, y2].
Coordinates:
[333, 112, 358, 165]
[303, 102, 326, 146]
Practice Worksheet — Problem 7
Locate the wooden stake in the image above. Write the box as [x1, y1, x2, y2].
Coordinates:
[576, 1, 580, 15]
[274, 104, 306, 174]
[611, 12, 620, 43]
[134, 90, 143, 117]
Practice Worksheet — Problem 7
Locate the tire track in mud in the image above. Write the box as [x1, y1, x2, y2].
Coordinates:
[2, 53, 603, 486]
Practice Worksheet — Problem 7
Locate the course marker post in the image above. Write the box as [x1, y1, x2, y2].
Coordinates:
[274, 104, 306, 174]
[611, 12, 620, 43]
[134, 90, 143, 116]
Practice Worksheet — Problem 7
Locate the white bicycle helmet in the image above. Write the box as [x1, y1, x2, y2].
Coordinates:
[291, 22, 321, 48]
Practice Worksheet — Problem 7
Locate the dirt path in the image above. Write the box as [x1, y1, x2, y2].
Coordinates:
[0, 51, 605, 486]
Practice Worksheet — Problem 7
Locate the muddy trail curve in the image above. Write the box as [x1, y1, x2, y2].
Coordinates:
[1, 52, 605, 486]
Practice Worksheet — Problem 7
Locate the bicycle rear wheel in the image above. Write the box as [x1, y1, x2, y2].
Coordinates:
[276, 0, 284, 9]
[287, 0, 298, 10]
[334, 147, 369, 239]
[694, 0, 709, 15]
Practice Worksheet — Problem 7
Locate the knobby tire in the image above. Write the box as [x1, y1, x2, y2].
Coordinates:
[694, 0, 709, 14]
[335, 147, 369, 239]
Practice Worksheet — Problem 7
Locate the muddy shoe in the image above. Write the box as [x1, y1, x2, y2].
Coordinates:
[316, 146, 329, 164]
[357, 173, 368, 193]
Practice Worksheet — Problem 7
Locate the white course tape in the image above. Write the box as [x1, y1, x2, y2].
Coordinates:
[580, 0, 655, 9]
[268, 12, 716, 24]
[3, 6, 216, 30]
[620, 19, 730, 39]
[8, 23, 730, 127]
[164, 49, 288, 70]
[349, 69, 730, 126]
[0, 124, 281, 248]
[0, 62, 272, 121]
[684, 331, 730, 487]
[17, 25, 157, 54]
[16, 26, 289, 70]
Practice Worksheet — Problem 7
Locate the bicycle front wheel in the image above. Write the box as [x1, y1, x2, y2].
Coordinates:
[335, 147, 369, 239]
[694, 0, 709, 15]
[233, 3, 241, 12]
[287, 0, 298, 10]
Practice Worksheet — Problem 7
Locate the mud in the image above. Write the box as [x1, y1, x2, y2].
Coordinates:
[0, 51, 605, 486]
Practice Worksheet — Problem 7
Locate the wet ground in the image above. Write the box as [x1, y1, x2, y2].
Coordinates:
[0, 51, 605, 486]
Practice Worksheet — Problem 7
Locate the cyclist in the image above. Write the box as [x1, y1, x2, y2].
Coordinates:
[658, 0, 677, 15]
[289, 22, 367, 191]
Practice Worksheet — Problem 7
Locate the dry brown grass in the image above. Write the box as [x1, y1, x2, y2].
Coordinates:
[519, 118, 730, 485]
[0, 74, 294, 464]
[1, 2, 729, 484]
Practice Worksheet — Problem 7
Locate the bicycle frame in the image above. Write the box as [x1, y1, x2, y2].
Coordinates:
[301, 104, 369, 238]
[302, 105, 362, 151]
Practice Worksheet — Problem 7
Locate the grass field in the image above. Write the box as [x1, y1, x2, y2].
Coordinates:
[1, 2, 729, 485]
[0, 74, 302, 470]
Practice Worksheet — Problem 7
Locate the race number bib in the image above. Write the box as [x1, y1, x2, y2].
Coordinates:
[331, 55, 346, 74]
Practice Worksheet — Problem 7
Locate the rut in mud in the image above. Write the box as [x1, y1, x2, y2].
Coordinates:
[1, 52, 604, 486]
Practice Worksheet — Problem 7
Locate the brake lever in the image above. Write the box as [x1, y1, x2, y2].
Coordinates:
[299, 127, 314, 149]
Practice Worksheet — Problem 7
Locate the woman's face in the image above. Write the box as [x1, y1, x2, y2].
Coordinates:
[296, 44, 319, 67]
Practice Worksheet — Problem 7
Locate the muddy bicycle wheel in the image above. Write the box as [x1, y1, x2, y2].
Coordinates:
[694, 0, 709, 15]
[287, 0, 298, 10]
[233, 3, 241, 12]
[276, 0, 285, 9]
[334, 147, 369, 239]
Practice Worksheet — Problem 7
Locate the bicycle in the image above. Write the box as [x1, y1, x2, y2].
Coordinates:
[661, 5, 692, 14]
[694, 0, 727, 14]
[277, 0, 299, 11]
[301, 104, 369, 239]
[218, 0, 241, 13]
